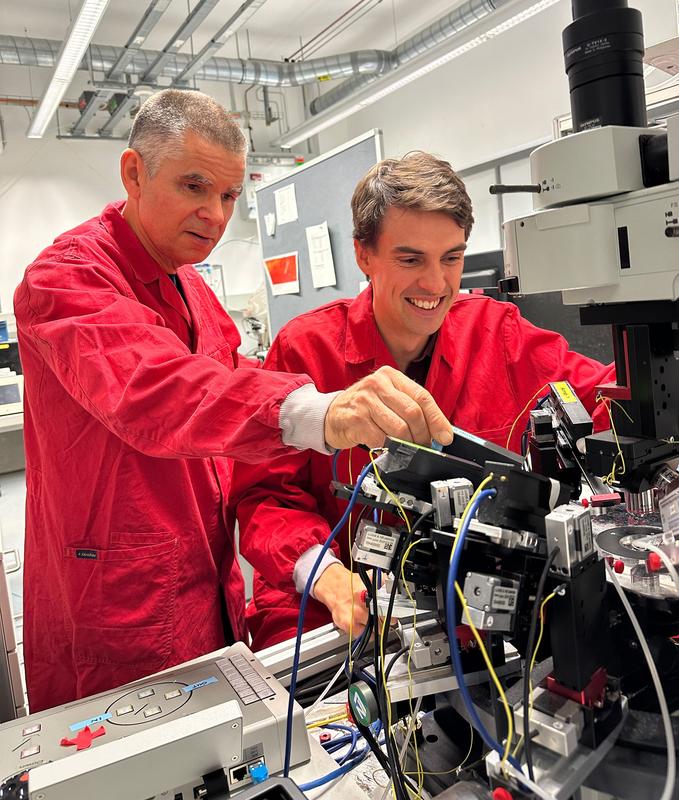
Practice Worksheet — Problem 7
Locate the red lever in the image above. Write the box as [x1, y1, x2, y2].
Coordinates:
[60, 725, 106, 751]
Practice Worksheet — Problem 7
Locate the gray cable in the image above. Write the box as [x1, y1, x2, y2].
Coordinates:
[606, 562, 676, 800]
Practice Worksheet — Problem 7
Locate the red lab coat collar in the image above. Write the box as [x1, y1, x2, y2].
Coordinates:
[99, 202, 193, 327]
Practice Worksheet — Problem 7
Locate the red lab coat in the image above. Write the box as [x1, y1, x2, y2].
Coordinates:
[14, 202, 310, 711]
[230, 288, 614, 650]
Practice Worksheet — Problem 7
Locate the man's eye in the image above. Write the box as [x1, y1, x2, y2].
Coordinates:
[186, 183, 202, 192]
[444, 255, 461, 264]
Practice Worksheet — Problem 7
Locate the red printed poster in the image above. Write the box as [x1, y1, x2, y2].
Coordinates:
[263, 251, 299, 296]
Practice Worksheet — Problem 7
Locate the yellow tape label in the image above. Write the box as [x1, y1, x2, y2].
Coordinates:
[553, 381, 577, 404]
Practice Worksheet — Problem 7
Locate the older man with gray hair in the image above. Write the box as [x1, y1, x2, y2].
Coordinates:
[14, 89, 453, 711]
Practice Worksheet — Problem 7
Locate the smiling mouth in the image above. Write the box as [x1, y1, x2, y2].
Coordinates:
[406, 297, 444, 310]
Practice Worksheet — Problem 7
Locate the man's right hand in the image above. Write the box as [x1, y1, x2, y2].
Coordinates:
[324, 365, 453, 450]
[313, 563, 369, 636]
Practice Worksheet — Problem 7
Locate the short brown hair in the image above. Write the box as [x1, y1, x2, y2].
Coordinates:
[129, 89, 247, 175]
[351, 152, 474, 246]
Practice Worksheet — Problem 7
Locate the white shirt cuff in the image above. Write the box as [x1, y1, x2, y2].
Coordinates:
[293, 544, 342, 597]
[279, 384, 341, 454]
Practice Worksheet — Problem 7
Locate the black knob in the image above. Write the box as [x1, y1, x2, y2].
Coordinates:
[0, 772, 30, 799]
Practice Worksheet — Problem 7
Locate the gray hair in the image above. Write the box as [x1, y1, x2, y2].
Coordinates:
[352, 151, 474, 246]
[128, 88, 247, 175]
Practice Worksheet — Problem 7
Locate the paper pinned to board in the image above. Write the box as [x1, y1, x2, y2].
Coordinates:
[305, 221, 337, 289]
[274, 183, 298, 225]
[264, 212, 276, 237]
[263, 251, 299, 296]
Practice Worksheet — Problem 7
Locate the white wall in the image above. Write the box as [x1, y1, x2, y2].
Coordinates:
[2, 0, 677, 307]
[0, 66, 304, 333]
[317, 0, 678, 247]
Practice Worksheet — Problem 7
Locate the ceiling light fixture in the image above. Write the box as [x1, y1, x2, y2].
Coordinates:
[27, 0, 111, 138]
[275, 0, 560, 148]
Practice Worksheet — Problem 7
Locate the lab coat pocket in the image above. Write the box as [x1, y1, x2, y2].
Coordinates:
[63, 533, 178, 668]
[207, 341, 235, 369]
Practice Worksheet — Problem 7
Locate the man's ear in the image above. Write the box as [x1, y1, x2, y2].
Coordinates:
[120, 148, 144, 199]
[354, 239, 372, 277]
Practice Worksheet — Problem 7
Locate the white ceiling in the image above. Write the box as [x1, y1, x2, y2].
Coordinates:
[1, 0, 468, 63]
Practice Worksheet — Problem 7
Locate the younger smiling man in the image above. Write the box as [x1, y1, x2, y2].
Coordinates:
[230, 151, 614, 650]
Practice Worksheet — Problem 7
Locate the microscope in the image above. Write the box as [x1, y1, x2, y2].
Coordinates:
[500, 0, 679, 514]
[336, 3, 679, 798]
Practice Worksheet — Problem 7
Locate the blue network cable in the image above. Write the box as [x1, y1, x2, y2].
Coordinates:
[297, 743, 370, 791]
[322, 723, 359, 764]
[300, 722, 384, 791]
[445, 488, 524, 773]
[284, 461, 375, 776]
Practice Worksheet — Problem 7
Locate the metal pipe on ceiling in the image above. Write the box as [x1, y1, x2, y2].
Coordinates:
[0, 96, 79, 109]
[309, 0, 512, 115]
[141, 0, 221, 82]
[73, 0, 173, 135]
[0, 34, 391, 88]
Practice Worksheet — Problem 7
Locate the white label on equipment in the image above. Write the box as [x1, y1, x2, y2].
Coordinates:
[363, 531, 397, 554]
[492, 586, 518, 611]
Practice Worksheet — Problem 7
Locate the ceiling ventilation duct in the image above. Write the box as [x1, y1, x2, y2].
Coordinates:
[0, 34, 391, 88]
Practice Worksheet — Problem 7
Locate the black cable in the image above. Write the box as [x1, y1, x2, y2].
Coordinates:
[371, 568, 409, 800]
[523, 546, 560, 780]
[355, 718, 392, 772]
[375, 513, 433, 800]
[384, 646, 409, 683]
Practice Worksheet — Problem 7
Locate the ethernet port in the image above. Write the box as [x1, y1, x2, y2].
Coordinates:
[230, 764, 249, 784]
[229, 758, 265, 786]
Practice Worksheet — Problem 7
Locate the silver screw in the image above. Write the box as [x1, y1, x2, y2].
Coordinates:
[553, 721, 563, 730]
[232, 722, 239, 729]
[486, 616, 494, 627]
[232, 755, 239, 761]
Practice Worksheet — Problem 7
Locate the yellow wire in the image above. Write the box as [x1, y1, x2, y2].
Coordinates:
[347, 448, 355, 672]
[528, 592, 557, 723]
[455, 583, 514, 771]
[400, 539, 426, 795]
[369, 450, 411, 530]
[405, 721, 474, 776]
[376, 612, 398, 800]
[512, 590, 558, 759]
[370, 449, 412, 800]
[505, 383, 551, 450]
[596, 393, 626, 485]
[306, 711, 348, 729]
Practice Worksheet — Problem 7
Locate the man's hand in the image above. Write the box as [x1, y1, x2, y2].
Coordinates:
[324, 366, 453, 450]
[314, 563, 369, 636]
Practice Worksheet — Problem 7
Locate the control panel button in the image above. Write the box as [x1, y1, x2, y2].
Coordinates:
[20, 745, 40, 759]
[21, 724, 41, 736]
[143, 706, 162, 718]
[137, 688, 155, 699]
[116, 705, 134, 716]
[164, 689, 182, 700]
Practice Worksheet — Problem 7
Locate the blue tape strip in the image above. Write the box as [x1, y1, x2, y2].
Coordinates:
[182, 676, 218, 693]
[69, 712, 112, 732]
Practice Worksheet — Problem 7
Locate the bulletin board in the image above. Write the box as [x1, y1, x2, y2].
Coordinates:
[255, 130, 383, 337]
